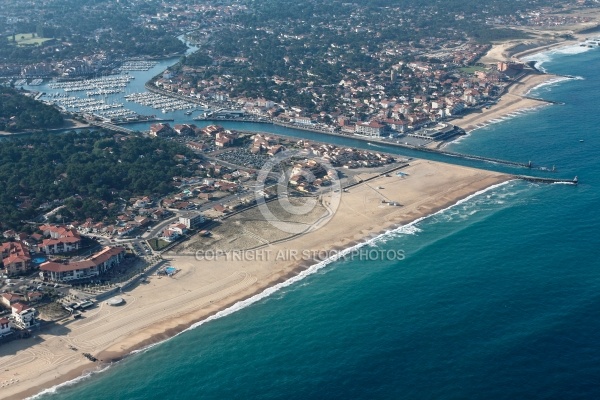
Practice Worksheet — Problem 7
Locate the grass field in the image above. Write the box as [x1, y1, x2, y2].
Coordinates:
[7, 33, 53, 46]
[148, 238, 171, 251]
[459, 66, 488, 74]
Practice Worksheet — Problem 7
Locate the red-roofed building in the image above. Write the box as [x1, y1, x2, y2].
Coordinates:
[169, 223, 188, 235]
[381, 119, 409, 133]
[38, 225, 82, 255]
[213, 204, 227, 213]
[355, 121, 385, 137]
[215, 131, 236, 148]
[1, 242, 31, 276]
[173, 124, 194, 135]
[26, 291, 43, 302]
[0, 317, 12, 336]
[187, 141, 207, 152]
[162, 229, 180, 242]
[149, 123, 174, 137]
[40, 246, 125, 282]
[201, 125, 224, 136]
[267, 144, 284, 156]
[11, 302, 37, 329]
[1, 293, 25, 308]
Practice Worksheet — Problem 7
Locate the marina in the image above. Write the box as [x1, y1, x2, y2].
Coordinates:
[41, 94, 139, 121]
[124, 92, 198, 113]
[47, 75, 134, 92]
[119, 61, 159, 71]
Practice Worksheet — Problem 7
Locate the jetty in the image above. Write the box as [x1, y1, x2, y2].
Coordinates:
[522, 96, 565, 105]
[405, 146, 531, 168]
[514, 175, 578, 185]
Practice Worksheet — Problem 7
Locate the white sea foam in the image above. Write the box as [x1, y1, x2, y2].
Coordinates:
[551, 181, 577, 185]
[522, 42, 595, 72]
[28, 180, 518, 399]
[459, 104, 549, 135]
[525, 76, 580, 96]
[133, 181, 516, 356]
[27, 364, 113, 399]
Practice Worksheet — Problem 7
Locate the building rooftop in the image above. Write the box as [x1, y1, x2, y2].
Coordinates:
[40, 246, 125, 273]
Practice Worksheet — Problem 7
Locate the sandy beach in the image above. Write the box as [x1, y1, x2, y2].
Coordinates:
[4, 10, 598, 397]
[452, 12, 600, 136]
[451, 73, 558, 133]
[0, 160, 509, 399]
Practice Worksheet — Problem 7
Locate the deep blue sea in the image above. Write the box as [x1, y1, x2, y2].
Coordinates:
[35, 45, 600, 400]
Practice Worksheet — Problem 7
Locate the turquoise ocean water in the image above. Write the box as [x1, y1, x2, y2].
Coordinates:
[34, 45, 600, 399]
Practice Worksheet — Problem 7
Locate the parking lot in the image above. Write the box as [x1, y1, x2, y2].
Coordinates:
[216, 148, 270, 169]
[130, 239, 154, 257]
[1, 273, 70, 297]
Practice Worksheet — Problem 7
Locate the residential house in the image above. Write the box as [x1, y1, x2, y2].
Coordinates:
[213, 204, 227, 214]
[149, 123, 174, 137]
[152, 209, 166, 220]
[187, 141, 207, 151]
[267, 144, 285, 156]
[1, 293, 25, 308]
[117, 225, 135, 236]
[173, 124, 195, 135]
[161, 223, 187, 242]
[1, 242, 31, 276]
[215, 131, 236, 148]
[39, 226, 82, 255]
[0, 317, 12, 336]
[133, 197, 152, 208]
[26, 291, 43, 302]
[168, 223, 188, 236]
[134, 216, 151, 227]
[201, 125, 224, 136]
[11, 302, 37, 330]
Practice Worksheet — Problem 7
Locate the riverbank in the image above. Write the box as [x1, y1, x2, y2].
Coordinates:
[1, 160, 509, 400]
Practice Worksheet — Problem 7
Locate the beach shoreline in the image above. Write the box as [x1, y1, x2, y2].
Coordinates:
[447, 30, 592, 136]
[450, 72, 559, 134]
[4, 18, 597, 399]
[2, 160, 510, 400]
